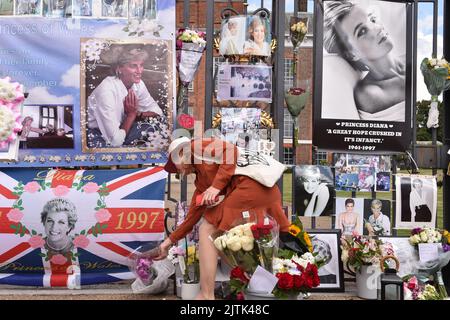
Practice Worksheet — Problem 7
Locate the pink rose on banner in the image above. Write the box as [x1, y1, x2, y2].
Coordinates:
[28, 235, 45, 248]
[95, 209, 112, 223]
[52, 185, 70, 197]
[50, 254, 68, 265]
[24, 181, 40, 193]
[73, 235, 90, 248]
[82, 182, 100, 194]
[7, 208, 23, 223]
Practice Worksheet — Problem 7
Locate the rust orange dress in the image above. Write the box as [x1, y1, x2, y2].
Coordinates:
[169, 138, 290, 243]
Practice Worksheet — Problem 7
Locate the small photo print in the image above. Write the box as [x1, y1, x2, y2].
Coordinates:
[375, 172, 391, 192]
[72, 0, 91, 16]
[219, 16, 246, 56]
[221, 107, 261, 151]
[43, 0, 70, 17]
[217, 64, 272, 102]
[335, 197, 364, 236]
[0, 0, 14, 15]
[101, 0, 127, 17]
[363, 199, 391, 236]
[395, 174, 437, 229]
[356, 167, 376, 192]
[335, 172, 359, 192]
[19, 105, 74, 149]
[15, 0, 42, 15]
[294, 165, 335, 217]
[309, 230, 344, 292]
[379, 155, 391, 172]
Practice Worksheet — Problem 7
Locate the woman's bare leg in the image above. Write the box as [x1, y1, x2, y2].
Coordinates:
[195, 220, 218, 300]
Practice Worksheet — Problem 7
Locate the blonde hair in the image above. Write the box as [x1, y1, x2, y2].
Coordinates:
[41, 198, 78, 232]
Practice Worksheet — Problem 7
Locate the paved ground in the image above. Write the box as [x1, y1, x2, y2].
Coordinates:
[0, 280, 360, 300]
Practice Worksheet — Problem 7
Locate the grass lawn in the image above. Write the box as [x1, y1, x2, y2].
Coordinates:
[282, 169, 444, 232]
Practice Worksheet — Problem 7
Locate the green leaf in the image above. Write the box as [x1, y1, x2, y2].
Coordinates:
[101, 224, 108, 229]
[10, 224, 18, 230]
[72, 183, 78, 187]
[97, 200, 102, 206]
[19, 207, 24, 211]
[17, 199, 22, 206]
[45, 182, 51, 187]
[32, 230, 37, 235]
[38, 253, 46, 257]
[94, 207, 99, 211]
[45, 256, 49, 261]
[81, 230, 86, 235]
[74, 253, 80, 257]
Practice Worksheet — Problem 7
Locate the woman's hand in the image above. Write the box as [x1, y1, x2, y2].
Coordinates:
[201, 186, 220, 206]
[153, 238, 172, 261]
[124, 89, 138, 118]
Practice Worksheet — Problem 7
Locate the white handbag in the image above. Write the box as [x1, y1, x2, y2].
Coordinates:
[233, 147, 286, 188]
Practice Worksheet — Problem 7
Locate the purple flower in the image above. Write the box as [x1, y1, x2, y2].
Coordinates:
[443, 244, 450, 252]
[412, 228, 423, 235]
[135, 257, 153, 281]
[176, 40, 183, 49]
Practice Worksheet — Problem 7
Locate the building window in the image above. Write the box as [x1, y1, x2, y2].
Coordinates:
[40, 106, 57, 128]
[284, 58, 294, 90]
[315, 151, 328, 165]
[284, 108, 293, 139]
[284, 147, 293, 165]
[188, 81, 194, 92]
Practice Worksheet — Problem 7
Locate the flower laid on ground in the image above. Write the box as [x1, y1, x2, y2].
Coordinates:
[135, 257, 155, 285]
[341, 234, 389, 272]
[404, 276, 442, 300]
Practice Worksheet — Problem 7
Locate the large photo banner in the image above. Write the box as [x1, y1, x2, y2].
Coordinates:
[0, 167, 166, 287]
[0, 0, 175, 167]
[313, 0, 413, 153]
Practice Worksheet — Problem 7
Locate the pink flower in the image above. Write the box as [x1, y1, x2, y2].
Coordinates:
[7, 208, 23, 222]
[95, 209, 112, 223]
[52, 185, 70, 197]
[28, 235, 45, 248]
[73, 235, 90, 248]
[82, 182, 100, 194]
[24, 181, 40, 193]
[50, 254, 68, 265]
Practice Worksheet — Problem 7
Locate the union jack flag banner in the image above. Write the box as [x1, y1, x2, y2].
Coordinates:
[0, 167, 166, 287]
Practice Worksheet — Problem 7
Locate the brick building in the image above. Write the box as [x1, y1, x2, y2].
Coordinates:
[176, 0, 326, 165]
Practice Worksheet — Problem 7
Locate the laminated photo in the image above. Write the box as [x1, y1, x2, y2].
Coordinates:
[220, 107, 261, 151]
[217, 64, 272, 102]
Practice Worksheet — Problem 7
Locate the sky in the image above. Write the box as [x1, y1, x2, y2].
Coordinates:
[247, 0, 445, 102]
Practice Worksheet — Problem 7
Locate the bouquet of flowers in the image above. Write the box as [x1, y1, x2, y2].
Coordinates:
[409, 227, 443, 247]
[408, 227, 450, 298]
[284, 84, 310, 148]
[289, 18, 308, 50]
[271, 252, 320, 299]
[285, 216, 313, 254]
[250, 216, 279, 273]
[213, 222, 260, 274]
[420, 57, 450, 128]
[341, 234, 392, 272]
[403, 276, 442, 300]
[0, 77, 24, 149]
[176, 28, 206, 128]
[128, 245, 160, 285]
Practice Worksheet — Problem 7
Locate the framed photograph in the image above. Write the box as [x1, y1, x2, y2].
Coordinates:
[19, 105, 74, 149]
[395, 174, 437, 229]
[375, 171, 391, 192]
[101, 0, 127, 17]
[313, 0, 414, 152]
[378, 236, 418, 277]
[217, 64, 272, 102]
[363, 199, 391, 236]
[308, 229, 345, 292]
[220, 107, 261, 151]
[72, 0, 92, 16]
[0, 0, 14, 15]
[335, 171, 358, 191]
[219, 14, 271, 57]
[14, 0, 42, 15]
[81, 39, 173, 153]
[335, 197, 364, 236]
[293, 165, 335, 217]
[0, 139, 20, 162]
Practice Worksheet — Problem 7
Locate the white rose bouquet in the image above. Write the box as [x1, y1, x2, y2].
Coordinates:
[213, 222, 260, 274]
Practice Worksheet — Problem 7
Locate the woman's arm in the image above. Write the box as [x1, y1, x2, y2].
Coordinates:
[168, 190, 204, 244]
[312, 184, 330, 216]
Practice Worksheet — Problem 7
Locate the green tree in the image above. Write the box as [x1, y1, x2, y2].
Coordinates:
[415, 99, 444, 142]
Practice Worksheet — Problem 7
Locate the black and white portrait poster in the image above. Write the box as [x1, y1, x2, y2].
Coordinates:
[395, 174, 437, 229]
[293, 165, 335, 217]
[309, 230, 344, 292]
[217, 64, 272, 102]
[313, 0, 413, 152]
[363, 199, 391, 236]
